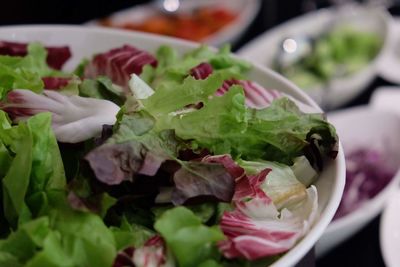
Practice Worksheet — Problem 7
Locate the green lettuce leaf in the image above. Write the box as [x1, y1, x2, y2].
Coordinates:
[156, 85, 247, 155]
[142, 69, 240, 117]
[140, 66, 337, 165]
[79, 76, 125, 106]
[0, 112, 65, 226]
[0, 206, 117, 267]
[110, 216, 154, 251]
[140, 45, 250, 91]
[0, 43, 67, 99]
[154, 206, 225, 267]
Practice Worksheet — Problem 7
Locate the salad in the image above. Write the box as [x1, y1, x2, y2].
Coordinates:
[334, 148, 396, 220]
[276, 26, 382, 90]
[0, 40, 338, 267]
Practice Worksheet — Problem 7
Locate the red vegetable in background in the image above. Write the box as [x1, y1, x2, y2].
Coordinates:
[334, 149, 396, 220]
[100, 6, 238, 42]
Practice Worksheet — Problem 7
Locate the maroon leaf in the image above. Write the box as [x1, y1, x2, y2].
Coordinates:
[85, 142, 146, 185]
[202, 154, 245, 180]
[171, 161, 235, 205]
[45, 46, 72, 70]
[0, 40, 71, 70]
[84, 45, 157, 90]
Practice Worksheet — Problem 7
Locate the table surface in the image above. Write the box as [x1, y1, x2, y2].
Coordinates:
[0, 1, 396, 266]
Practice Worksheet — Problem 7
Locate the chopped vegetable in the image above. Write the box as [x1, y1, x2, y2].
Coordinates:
[334, 148, 396, 220]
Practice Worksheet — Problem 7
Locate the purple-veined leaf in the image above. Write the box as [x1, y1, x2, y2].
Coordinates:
[217, 79, 282, 109]
[0, 89, 120, 143]
[188, 61, 283, 109]
[84, 45, 157, 91]
[218, 166, 318, 260]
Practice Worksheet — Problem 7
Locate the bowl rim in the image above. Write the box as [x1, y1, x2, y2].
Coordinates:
[380, 189, 400, 267]
[0, 24, 346, 267]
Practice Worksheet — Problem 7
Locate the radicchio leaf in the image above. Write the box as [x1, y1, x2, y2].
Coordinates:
[218, 166, 318, 260]
[84, 45, 157, 91]
[0, 40, 71, 70]
[171, 161, 235, 205]
[190, 62, 213, 80]
[197, 156, 318, 260]
[0, 89, 120, 143]
[188, 62, 282, 109]
[42, 76, 71, 90]
[217, 79, 282, 109]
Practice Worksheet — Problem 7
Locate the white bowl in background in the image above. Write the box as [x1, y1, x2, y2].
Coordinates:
[377, 18, 400, 84]
[380, 190, 400, 267]
[316, 106, 400, 257]
[237, 5, 390, 109]
[85, 0, 261, 47]
[0, 25, 345, 267]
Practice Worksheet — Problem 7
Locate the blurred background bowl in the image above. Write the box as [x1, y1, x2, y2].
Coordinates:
[85, 0, 261, 47]
[237, 4, 391, 110]
[316, 105, 400, 257]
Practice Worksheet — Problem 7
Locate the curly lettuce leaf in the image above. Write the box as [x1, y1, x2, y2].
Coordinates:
[85, 111, 180, 185]
[140, 45, 250, 91]
[142, 69, 240, 117]
[156, 85, 247, 155]
[138, 68, 338, 166]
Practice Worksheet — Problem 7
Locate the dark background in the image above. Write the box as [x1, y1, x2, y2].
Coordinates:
[0, 1, 396, 266]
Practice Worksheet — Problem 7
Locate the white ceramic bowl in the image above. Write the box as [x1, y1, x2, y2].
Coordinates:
[0, 25, 345, 267]
[316, 106, 400, 257]
[380, 190, 400, 267]
[86, 0, 261, 47]
[237, 5, 390, 109]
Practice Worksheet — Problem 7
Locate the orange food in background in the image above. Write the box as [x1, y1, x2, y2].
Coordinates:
[100, 7, 238, 41]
